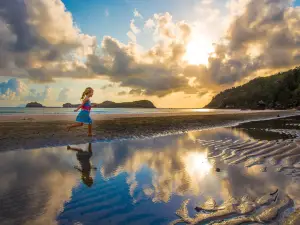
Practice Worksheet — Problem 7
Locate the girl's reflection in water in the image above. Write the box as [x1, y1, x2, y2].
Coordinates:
[67, 143, 97, 187]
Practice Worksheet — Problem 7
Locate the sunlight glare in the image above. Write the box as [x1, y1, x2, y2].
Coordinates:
[184, 152, 212, 178]
[184, 37, 214, 65]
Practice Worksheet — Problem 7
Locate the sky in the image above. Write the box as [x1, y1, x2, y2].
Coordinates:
[0, 0, 300, 107]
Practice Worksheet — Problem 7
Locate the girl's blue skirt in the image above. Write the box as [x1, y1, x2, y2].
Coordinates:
[76, 110, 92, 124]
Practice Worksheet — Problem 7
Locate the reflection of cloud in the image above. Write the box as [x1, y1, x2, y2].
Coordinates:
[0, 148, 77, 225]
[92, 128, 299, 206]
[184, 152, 212, 179]
[95, 128, 251, 203]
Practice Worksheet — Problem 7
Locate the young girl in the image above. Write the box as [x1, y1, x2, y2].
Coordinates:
[67, 87, 94, 136]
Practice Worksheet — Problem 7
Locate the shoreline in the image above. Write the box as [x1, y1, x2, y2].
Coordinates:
[0, 110, 299, 152]
[0, 109, 295, 122]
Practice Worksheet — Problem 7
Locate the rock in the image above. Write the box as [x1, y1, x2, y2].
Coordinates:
[63, 103, 80, 108]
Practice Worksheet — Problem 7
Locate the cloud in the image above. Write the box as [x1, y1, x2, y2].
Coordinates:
[57, 88, 71, 102]
[130, 19, 140, 34]
[202, 0, 300, 86]
[1, 0, 300, 102]
[105, 9, 109, 17]
[0, 0, 96, 82]
[86, 13, 199, 97]
[117, 91, 127, 96]
[25, 86, 52, 102]
[144, 19, 155, 29]
[0, 78, 52, 102]
[101, 84, 115, 90]
[0, 78, 27, 100]
[0, 78, 27, 96]
[129, 89, 144, 96]
[133, 8, 143, 19]
[0, 89, 18, 100]
[201, 0, 213, 5]
[0, 78, 57, 103]
[127, 31, 137, 42]
[87, 32, 197, 97]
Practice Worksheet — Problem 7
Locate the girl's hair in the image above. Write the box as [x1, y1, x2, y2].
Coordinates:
[81, 87, 93, 100]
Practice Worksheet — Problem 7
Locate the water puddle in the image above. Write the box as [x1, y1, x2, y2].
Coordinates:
[0, 127, 299, 224]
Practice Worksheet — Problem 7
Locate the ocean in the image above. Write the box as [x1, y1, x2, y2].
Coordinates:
[0, 107, 243, 116]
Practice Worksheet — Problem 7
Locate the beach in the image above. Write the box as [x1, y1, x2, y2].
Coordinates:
[0, 110, 299, 151]
[1, 116, 300, 224]
[1, 110, 300, 224]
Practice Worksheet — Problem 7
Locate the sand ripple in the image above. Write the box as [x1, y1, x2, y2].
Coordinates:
[171, 136, 300, 224]
[198, 137, 300, 175]
[171, 189, 294, 225]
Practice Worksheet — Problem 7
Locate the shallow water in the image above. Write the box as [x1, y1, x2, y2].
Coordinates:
[0, 107, 227, 115]
[0, 127, 299, 225]
[0, 106, 283, 116]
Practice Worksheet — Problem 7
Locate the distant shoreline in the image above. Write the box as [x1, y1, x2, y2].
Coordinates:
[0, 109, 295, 120]
[1, 106, 299, 111]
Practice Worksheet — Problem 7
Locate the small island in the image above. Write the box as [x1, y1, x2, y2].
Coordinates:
[26, 102, 44, 108]
[63, 100, 156, 108]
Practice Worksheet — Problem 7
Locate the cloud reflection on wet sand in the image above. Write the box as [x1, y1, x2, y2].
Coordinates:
[0, 148, 77, 225]
[95, 128, 249, 203]
[1, 127, 299, 224]
[92, 128, 297, 205]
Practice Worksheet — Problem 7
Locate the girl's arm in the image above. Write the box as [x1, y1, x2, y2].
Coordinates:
[74, 97, 89, 112]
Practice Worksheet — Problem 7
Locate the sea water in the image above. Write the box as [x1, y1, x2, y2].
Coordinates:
[0, 107, 278, 116]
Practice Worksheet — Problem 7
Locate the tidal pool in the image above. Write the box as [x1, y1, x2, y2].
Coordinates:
[0, 127, 299, 225]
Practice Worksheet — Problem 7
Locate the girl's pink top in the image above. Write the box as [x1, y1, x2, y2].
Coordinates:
[81, 100, 92, 111]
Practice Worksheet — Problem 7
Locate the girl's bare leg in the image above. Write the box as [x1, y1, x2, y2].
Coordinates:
[67, 123, 83, 131]
[88, 124, 93, 136]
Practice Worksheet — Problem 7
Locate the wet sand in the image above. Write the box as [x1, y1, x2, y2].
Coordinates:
[0, 120, 300, 224]
[172, 134, 300, 224]
[0, 110, 299, 151]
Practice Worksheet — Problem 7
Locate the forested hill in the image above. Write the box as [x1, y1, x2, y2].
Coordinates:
[205, 67, 300, 110]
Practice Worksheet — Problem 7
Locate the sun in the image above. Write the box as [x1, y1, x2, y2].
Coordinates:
[184, 37, 214, 65]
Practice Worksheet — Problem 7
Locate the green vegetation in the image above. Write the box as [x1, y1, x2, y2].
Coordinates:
[205, 67, 300, 109]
